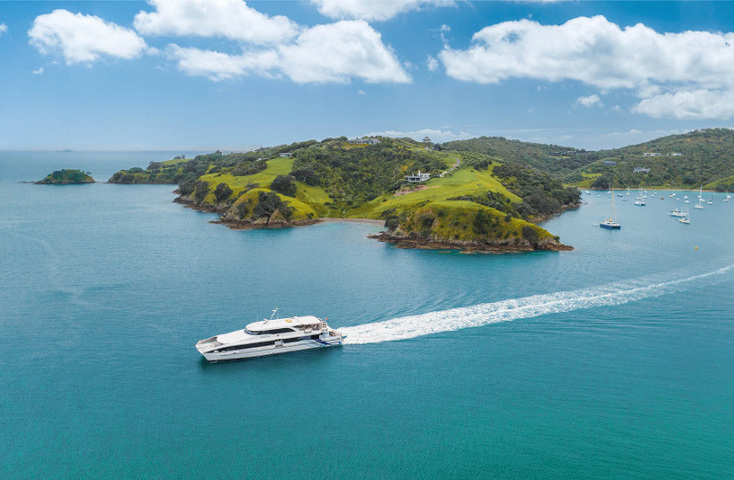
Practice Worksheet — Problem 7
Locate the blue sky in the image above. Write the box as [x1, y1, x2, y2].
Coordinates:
[2, 1, 734, 151]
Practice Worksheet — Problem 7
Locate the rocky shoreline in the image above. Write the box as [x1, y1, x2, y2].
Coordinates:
[368, 232, 573, 254]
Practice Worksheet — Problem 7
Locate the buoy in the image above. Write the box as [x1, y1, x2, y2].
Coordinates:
[695, 247, 698, 250]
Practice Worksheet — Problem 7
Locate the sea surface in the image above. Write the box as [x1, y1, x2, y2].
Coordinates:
[1, 153, 733, 479]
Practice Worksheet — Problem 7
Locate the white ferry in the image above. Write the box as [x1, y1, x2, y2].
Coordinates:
[196, 312, 345, 362]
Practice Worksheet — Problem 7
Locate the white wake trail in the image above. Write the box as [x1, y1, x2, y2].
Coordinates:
[341, 264, 734, 345]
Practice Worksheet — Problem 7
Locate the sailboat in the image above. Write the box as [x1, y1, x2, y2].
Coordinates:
[634, 187, 646, 206]
[694, 186, 704, 209]
[678, 206, 690, 224]
[600, 186, 621, 229]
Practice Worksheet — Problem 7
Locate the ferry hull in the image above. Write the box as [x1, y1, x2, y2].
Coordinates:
[201, 338, 343, 362]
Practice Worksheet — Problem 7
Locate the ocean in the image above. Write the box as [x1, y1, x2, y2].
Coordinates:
[1, 152, 733, 479]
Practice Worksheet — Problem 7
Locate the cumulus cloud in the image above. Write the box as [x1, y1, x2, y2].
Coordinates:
[366, 128, 470, 142]
[29, 9, 148, 64]
[576, 94, 601, 107]
[311, 0, 455, 21]
[0, 23, 7, 35]
[278, 21, 409, 83]
[167, 20, 410, 84]
[439, 15, 734, 119]
[134, 0, 298, 44]
[33, 67, 44, 75]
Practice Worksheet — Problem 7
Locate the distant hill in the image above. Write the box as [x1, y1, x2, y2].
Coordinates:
[568, 128, 734, 190]
[440, 136, 593, 176]
[36, 169, 94, 185]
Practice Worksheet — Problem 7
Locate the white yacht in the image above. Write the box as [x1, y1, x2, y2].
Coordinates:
[196, 312, 345, 362]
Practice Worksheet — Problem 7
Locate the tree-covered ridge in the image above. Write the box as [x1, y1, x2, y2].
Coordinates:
[109, 136, 580, 251]
[36, 169, 94, 184]
[441, 136, 591, 176]
[568, 128, 734, 190]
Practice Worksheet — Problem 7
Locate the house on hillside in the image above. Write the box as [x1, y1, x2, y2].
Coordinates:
[642, 152, 661, 157]
[634, 167, 651, 174]
[279, 153, 292, 158]
[405, 171, 431, 183]
[602, 160, 617, 166]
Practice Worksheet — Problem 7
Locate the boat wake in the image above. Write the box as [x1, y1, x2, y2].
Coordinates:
[341, 264, 734, 345]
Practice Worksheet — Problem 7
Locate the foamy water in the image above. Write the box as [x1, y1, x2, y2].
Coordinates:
[342, 264, 734, 344]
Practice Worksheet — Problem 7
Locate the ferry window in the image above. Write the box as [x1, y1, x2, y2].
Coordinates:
[263, 328, 294, 334]
[311, 334, 320, 339]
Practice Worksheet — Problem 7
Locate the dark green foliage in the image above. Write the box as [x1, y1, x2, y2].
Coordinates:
[493, 164, 579, 218]
[270, 175, 297, 197]
[214, 182, 233, 202]
[36, 169, 94, 184]
[147, 162, 163, 170]
[179, 176, 196, 196]
[291, 169, 320, 186]
[232, 161, 267, 176]
[522, 225, 539, 243]
[473, 210, 495, 234]
[252, 191, 293, 223]
[442, 136, 590, 175]
[591, 175, 612, 189]
[194, 180, 209, 203]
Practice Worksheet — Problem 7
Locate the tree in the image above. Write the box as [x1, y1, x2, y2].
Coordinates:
[214, 183, 233, 202]
[270, 175, 297, 197]
[194, 180, 209, 203]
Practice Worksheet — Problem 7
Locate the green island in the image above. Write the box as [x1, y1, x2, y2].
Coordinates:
[110, 137, 581, 253]
[36, 169, 95, 185]
[109, 129, 734, 252]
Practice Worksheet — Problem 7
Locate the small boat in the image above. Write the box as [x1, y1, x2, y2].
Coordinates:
[668, 208, 686, 217]
[634, 197, 646, 206]
[196, 310, 345, 362]
[600, 186, 621, 229]
[679, 216, 690, 224]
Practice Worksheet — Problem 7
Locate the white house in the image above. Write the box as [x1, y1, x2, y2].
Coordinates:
[405, 171, 431, 183]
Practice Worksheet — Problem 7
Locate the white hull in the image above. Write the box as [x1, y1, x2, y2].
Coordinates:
[203, 337, 342, 362]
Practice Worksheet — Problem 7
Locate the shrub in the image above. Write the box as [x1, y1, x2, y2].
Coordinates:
[194, 180, 209, 203]
[522, 225, 539, 243]
[214, 183, 233, 202]
[270, 175, 297, 197]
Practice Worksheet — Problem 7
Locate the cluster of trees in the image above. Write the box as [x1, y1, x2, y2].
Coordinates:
[442, 136, 592, 176]
[492, 164, 581, 218]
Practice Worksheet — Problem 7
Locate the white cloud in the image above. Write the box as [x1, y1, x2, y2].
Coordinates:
[358, 89, 366, 95]
[311, 0, 455, 21]
[427, 55, 439, 72]
[0, 23, 7, 35]
[166, 45, 280, 80]
[366, 128, 470, 142]
[634, 89, 734, 119]
[279, 21, 409, 83]
[167, 20, 410, 84]
[29, 10, 148, 64]
[32, 67, 44, 75]
[134, 0, 298, 44]
[576, 94, 601, 107]
[439, 15, 734, 119]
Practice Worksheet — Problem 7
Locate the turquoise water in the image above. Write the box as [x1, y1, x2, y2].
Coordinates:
[2, 154, 733, 479]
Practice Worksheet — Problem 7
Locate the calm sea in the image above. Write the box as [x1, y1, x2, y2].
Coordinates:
[1, 153, 733, 479]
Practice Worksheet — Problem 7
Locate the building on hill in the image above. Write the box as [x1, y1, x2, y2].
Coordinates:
[348, 137, 381, 145]
[602, 160, 617, 166]
[405, 171, 431, 183]
[667, 152, 682, 157]
[642, 152, 661, 157]
[634, 167, 651, 174]
[279, 153, 292, 158]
